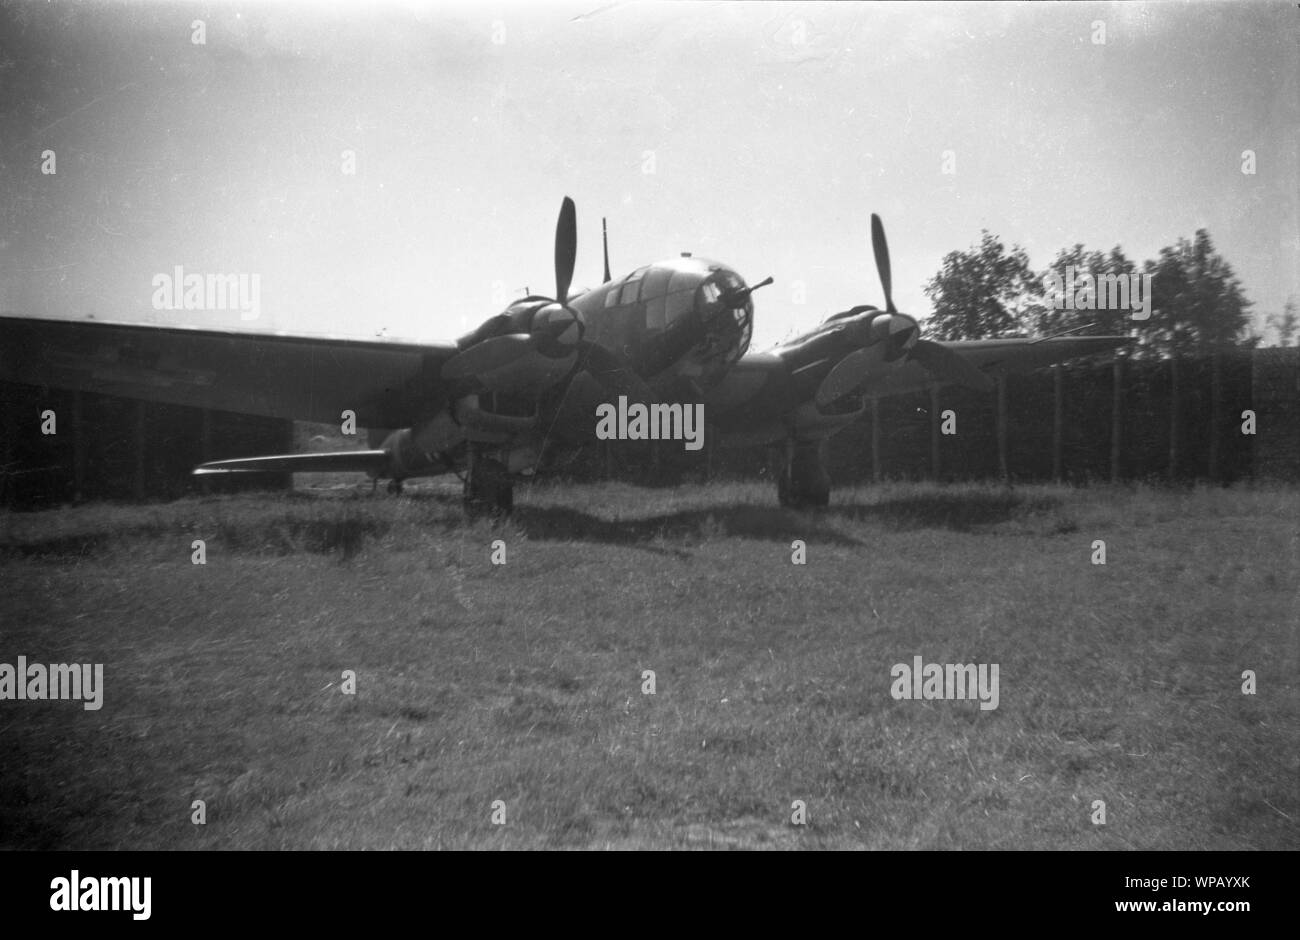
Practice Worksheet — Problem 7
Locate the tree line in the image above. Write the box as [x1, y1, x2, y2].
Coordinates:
[922, 228, 1297, 352]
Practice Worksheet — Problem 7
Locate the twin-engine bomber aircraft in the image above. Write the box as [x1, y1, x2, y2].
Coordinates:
[0, 198, 1129, 512]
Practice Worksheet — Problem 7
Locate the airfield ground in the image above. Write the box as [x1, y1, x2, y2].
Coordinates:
[0, 480, 1295, 850]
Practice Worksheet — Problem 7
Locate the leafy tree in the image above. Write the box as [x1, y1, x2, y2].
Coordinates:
[1028, 244, 1137, 339]
[1140, 229, 1255, 357]
[922, 231, 1037, 340]
[925, 226, 1257, 357]
[1265, 298, 1298, 347]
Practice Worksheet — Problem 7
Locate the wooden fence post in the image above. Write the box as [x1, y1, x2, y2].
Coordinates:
[1209, 348, 1223, 481]
[929, 384, 941, 480]
[1052, 364, 1064, 483]
[870, 397, 881, 483]
[72, 390, 87, 502]
[996, 374, 1009, 482]
[1110, 356, 1123, 483]
[133, 399, 147, 501]
[704, 426, 712, 482]
[200, 408, 213, 494]
[1168, 355, 1180, 481]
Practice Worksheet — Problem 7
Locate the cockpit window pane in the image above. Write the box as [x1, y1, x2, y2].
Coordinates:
[717, 271, 745, 292]
[618, 267, 647, 305]
[664, 288, 694, 323]
[646, 296, 667, 329]
[668, 270, 699, 294]
[641, 266, 673, 300]
[734, 303, 753, 358]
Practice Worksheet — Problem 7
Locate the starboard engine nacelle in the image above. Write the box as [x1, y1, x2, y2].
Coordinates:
[441, 298, 583, 397]
[440, 196, 588, 399]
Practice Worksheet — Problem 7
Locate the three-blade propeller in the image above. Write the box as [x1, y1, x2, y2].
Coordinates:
[871, 213, 992, 392]
[442, 198, 584, 389]
[818, 213, 991, 403]
[443, 197, 653, 402]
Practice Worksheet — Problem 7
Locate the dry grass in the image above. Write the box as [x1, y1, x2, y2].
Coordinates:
[0, 480, 1296, 849]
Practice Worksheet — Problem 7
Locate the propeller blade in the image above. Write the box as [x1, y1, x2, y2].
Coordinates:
[555, 196, 577, 305]
[871, 213, 895, 314]
[602, 217, 611, 284]
[910, 340, 994, 392]
[816, 347, 875, 407]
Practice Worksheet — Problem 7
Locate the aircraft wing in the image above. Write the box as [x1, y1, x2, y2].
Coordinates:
[708, 334, 1130, 445]
[935, 335, 1132, 372]
[855, 334, 1131, 399]
[0, 316, 457, 427]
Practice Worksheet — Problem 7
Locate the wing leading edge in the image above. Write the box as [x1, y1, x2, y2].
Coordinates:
[707, 333, 1131, 441]
[0, 316, 457, 428]
[855, 334, 1132, 399]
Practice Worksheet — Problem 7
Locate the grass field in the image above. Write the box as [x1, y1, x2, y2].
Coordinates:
[0, 480, 1296, 850]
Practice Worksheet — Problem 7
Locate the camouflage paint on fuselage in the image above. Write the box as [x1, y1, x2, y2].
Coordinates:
[569, 256, 754, 394]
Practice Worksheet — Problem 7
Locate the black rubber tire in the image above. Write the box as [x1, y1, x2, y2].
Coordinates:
[778, 442, 831, 509]
[464, 457, 514, 516]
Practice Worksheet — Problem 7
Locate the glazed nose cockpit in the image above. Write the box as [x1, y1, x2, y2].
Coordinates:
[579, 255, 770, 387]
[697, 268, 759, 367]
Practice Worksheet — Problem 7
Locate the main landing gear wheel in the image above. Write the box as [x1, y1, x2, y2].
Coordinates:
[777, 440, 831, 509]
[464, 454, 514, 516]
[387, 479, 404, 495]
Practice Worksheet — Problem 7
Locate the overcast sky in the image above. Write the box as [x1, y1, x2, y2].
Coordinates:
[2, 0, 1296, 347]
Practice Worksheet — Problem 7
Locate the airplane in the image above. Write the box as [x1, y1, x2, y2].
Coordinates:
[0, 198, 1129, 512]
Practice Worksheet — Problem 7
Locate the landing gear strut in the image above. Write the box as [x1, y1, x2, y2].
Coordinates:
[777, 439, 830, 509]
[464, 445, 514, 516]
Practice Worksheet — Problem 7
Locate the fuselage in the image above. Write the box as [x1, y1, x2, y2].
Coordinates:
[568, 254, 755, 393]
[378, 255, 758, 479]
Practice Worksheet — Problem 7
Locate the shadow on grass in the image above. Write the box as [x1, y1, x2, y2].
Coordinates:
[510, 504, 863, 550]
[0, 514, 389, 560]
[0, 533, 119, 558]
[213, 514, 385, 559]
[0, 488, 1057, 558]
[829, 490, 1061, 532]
[0, 741, 78, 849]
